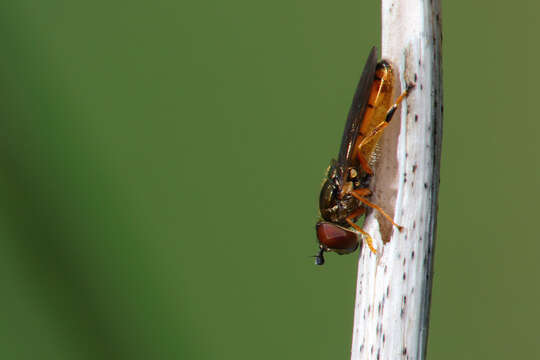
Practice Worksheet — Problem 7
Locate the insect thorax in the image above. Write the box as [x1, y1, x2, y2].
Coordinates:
[319, 176, 360, 226]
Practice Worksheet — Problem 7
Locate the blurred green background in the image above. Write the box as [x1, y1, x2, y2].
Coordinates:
[1, 1, 538, 359]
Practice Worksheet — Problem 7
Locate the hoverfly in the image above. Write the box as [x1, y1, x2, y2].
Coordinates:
[315, 47, 414, 265]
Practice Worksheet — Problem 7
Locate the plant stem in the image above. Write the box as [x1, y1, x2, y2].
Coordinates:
[350, 1, 442, 359]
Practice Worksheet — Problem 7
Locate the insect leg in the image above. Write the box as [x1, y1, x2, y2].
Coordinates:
[353, 188, 371, 196]
[345, 208, 377, 254]
[357, 83, 415, 151]
[384, 82, 415, 123]
[351, 189, 403, 231]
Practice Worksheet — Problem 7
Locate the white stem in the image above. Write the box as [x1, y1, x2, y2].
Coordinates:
[350, 1, 442, 359]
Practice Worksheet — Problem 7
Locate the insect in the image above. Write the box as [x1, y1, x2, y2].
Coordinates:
[314, 47, 414, 265]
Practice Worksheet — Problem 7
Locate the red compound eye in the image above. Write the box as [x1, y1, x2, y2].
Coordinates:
[316, 222, 358, 253]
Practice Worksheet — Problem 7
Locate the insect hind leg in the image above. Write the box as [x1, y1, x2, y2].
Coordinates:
[384, 82, 415, 123]
[357, 83, 415, 151]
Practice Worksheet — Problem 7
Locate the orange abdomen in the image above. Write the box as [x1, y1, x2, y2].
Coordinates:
[355, 62, 395, 164]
